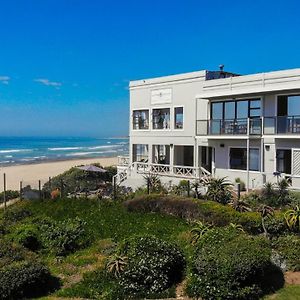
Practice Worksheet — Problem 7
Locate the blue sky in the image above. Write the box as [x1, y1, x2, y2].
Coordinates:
[0, 0, 299, 137]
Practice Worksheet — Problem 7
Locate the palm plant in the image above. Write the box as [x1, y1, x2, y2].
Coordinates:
[143, 173, 163, 194]
[190, 221, 212, 244]
[257, 204, 274, 237]
[204, 177, 233, 204]
[229, 199, 251, 212]
[229, 223, 245, 233]
[106, 254, 128, 278]
[277, 178, 290, 206]
[284, 205, 300, 232]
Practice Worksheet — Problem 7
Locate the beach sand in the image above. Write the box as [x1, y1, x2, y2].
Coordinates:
[0, 157, 118, 192]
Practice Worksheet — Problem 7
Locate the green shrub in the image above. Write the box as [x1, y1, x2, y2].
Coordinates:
[272, 235, 300, 271]
[13, 223, 40, 251]
[0, 239, 59, 299]
[204, 177, 233, 204]
[235, 177, 246, 191]
[119, 235, 185, 297]
[0, 190, 19, 203]
[3, 207, 32, 223]
[186, 228, 284, 300]
[40, 217, 87, 256]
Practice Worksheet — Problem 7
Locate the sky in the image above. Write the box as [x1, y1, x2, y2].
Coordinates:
[0, 0, 299, 138]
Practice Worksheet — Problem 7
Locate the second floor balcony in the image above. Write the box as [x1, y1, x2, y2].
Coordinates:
[196, 115, 300, 136]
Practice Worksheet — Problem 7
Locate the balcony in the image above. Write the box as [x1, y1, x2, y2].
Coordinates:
[264, 116, 300, 135]
[196, 116, 300, 136]
[196, 118, 262, 136]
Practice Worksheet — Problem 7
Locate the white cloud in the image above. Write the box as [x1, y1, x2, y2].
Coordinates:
[34, 78, 62, 87]
[0, 76, 10, 85]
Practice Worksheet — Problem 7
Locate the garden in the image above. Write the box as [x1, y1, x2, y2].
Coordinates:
[0, 169, 300, 299]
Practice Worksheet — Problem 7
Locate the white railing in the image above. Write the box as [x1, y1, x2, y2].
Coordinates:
[117, 155, 130, 166]
[113, 161, 212, 186]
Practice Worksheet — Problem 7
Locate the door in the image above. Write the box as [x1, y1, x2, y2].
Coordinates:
[200, 146, 212, 173]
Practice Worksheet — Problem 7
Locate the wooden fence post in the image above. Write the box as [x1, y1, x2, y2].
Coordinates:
[38, 180, 41, 200]
[3, 173, 6, 211]
[20, 181, 23, 201]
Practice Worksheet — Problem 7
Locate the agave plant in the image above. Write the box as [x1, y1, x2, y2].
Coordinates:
[229, 223, 245, 233]
[229, 199, 251, 212]
[204, 177, 233, 204]
[284, 205, 300, 231]
[257, 204, 274, 237]
[143, 173, 163, 193]
[190, 221, 212, 244]
[106, 254, 128, 277]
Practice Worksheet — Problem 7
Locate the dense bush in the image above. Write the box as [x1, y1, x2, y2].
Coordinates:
[13, 223, 40, 251]
[118, 235, 185, 297]
[272, 235, 300, 271]
[42, 164, 116, 194]
[0, 239, 59, 299]
[186, 228, 284, 300]
[0, 190, 19, 203]
[3, 206, 32, 223]
[40, 217, 87, 256]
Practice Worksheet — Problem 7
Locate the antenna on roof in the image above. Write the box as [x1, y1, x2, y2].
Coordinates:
[219, 64, 224, 72]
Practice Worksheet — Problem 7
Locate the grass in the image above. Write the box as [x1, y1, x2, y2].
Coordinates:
[0, 198, 192, 298]
[265, 285, 300, 299]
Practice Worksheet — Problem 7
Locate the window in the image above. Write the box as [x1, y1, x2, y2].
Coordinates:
[132, 110, 149, 130]
[152, 145, 170, 164]
[276, 149, 291, 174]
[174, 107, 183, 129]
[152, 108, 170, 129]
[132, 144, 148, 162]
[230, 148, 260, 171]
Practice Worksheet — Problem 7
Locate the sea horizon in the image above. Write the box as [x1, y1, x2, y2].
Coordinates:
[0, 136, 129, 167]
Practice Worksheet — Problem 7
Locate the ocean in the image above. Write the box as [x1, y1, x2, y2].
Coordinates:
[0, 137, 129, 166]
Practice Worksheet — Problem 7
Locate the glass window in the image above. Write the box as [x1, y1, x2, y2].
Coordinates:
[132, 144, 148, 162]
[230, 148, 259, 171]
[132, 110, 149, 130]
[236, 101, 248, 119]
[276, 149, 291, 174]
[288, 95, 300, 116]
[152, 108, 170, 129]
[174, 107, 183, 129]
[249, 99, 261, 117]
[224, 101, 235, 119]
[211, 102, 223, 120]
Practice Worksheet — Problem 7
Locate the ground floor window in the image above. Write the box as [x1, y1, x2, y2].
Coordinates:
[276, 149, 291, 174]
[229, 148, 260, 171]
[132, 144, 148, 162]
[152, 145, 170, 164]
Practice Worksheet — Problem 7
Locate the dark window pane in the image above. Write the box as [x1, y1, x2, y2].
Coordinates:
[212, 102, 223, 120]
[249, 149, 260, 171]
[276, 149, 291, 174]
[230, 148, 247, 170]
[174, 107, 183, 129]
[236, 101, 248, 119]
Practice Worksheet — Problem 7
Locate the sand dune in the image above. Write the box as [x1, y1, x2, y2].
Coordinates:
[0, 157, 118, 192]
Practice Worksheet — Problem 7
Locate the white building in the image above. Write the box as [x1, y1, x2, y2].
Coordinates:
[116, 67, 300, 190]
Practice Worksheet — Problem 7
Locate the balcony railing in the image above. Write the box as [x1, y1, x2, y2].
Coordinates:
[197, 116, 300, 136]
[196, 118, 262, 136]
[264, 116, 300, 134]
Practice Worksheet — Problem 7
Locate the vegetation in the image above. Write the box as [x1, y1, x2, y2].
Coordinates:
[204, 176, 233, 204]
[0, 190, 19, 204]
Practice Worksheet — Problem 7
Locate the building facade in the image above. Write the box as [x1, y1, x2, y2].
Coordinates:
[116, 68, 300, 190]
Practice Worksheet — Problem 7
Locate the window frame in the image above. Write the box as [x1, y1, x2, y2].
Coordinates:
[229, 147, 260, 172]
[132, 109, 150, 131]
[151, 107, 171, 130]
[174, 106, 184, 130]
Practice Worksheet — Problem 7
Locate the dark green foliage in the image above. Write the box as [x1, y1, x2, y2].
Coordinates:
[204, 177, 233, 204]
[13, 223, 40, 251]
[0, 190, 19, 203]
[57, 269, 124, 300]
[40, 217, 87, 256]
[43, 164, 116, 194]
[3, 206, 32, 223]
[235, 177, 246, 191]
[0, 239, 59, 300]
[272, 235, 300, 271]
[186, 228, 284, 300]
[119, 235, 185, 297]
[0, 261, 55, 300]
[143, 173, 167, 194]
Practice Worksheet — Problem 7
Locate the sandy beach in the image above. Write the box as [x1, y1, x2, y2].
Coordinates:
[0, 157, 118, 192]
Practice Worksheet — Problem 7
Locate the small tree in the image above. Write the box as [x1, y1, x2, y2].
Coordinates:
[258, 205, 274, 237]
[205, 177, 233, 204]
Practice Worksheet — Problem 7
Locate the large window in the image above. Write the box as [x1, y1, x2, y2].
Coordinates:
[132, 110, 149, 130]
[152, 145, 170, 164]
[174, 107, 183, 129]
[132, 144, 148, 162]
[152, 108, 170, 129]
[230, 148, 260, 171]
[211, 99, 261, 120]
